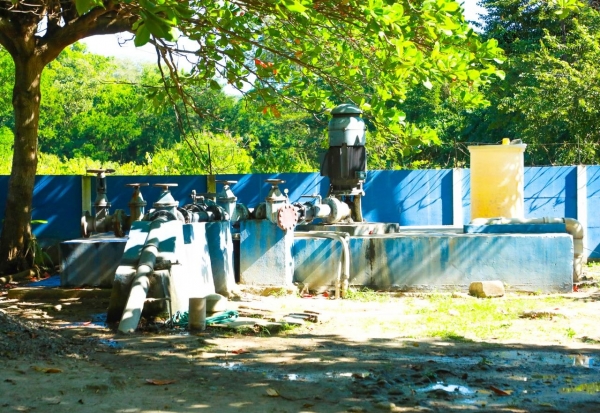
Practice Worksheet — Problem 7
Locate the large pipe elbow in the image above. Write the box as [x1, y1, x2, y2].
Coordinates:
[564, 218, 584, 240]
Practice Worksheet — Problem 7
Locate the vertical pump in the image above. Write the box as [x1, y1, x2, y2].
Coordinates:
[320, 103, 367, 222]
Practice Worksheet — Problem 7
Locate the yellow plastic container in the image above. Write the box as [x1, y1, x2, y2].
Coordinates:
[468, 143, 527, 220]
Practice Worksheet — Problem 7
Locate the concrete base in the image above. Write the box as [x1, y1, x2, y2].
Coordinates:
[239, 220, 294, 286]
[297, 222, 400, 235]
[293, 232, 574, 293]
[107, 221, 216, 323]
[464, 223, 567, 234]
[59, 235, 127, 287]
[205, 221, 236, 297]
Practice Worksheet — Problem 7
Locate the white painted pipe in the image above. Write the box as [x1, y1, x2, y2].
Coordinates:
[294, 231, 350, 298]
[188, 297, 207, 331]
[469, 217, 585, 282]
[118, 219, 163, 334]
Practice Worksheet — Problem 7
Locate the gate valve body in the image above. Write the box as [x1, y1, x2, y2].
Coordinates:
[127, 183, 149, 223]
[264, 179, 298, 231]
[216, 180, 238, 220]
[81, 168, 126, 238]
[216, 180, 250, 224]
[146, 184, 185, 222]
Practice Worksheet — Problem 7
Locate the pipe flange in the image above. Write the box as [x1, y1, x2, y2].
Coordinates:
[277, 204, 298, 231]
[253, 203, 267, 220]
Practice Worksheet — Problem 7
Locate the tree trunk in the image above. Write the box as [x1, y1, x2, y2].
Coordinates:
[0, 55, 43, 273]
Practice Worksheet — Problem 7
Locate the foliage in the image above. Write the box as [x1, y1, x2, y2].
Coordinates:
[120, 0, 505, 157]
[147, 130, 255, 174]
[0, 0, 505, 271]
[0, 126, 12, 174]
[459, 0, 600, 166]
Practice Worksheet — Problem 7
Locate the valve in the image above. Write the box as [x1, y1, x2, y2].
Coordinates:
[216, 180, 238, 220]
[81, 168, 125, 238]
[178, 189, 229, 223]
[264, 179, 297, 231]
[126, 183, 149, 223]
[145, 184, 185, 222]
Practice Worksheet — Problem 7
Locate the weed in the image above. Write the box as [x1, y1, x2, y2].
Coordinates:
[265, 288, 290, 298]
[344, 287, 390, 303]
[566, 328, 576, 339]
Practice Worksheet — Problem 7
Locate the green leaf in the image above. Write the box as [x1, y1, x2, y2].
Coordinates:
[134, 24, 151, 47]
[283, 0, 308, 13]
[75, 0, 103, 15]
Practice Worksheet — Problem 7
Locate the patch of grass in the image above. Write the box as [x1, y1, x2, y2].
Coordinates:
[387, 295, 580, 342]
[344, 287, 390, 303]
[264, 288, 291, 298]
[427, 329, 471, 342]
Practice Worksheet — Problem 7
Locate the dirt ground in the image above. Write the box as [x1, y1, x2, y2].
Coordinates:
[1, 281, 600, 413]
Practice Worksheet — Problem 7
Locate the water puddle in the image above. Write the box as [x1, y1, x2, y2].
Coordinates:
[417, 382, 474, 395]
[219, 362, 247, 371]
[572, 355, 594, 368]
[98, 339, 125, 349]
[214, 362, 368, 383]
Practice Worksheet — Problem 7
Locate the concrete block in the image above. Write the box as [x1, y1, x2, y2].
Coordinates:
[296, 223, 399, 235]
[469, 281, 505, 298]
[293, 232, 573, 293]
[205, 221, 236, 297]
[107, 220, 217, 323]
[464, 223, 567, 234]
[239, 220, 294, 286]
[59, 235, 127, 287]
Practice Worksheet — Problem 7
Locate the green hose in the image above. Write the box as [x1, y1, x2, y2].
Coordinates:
[169, 310, 239, 328]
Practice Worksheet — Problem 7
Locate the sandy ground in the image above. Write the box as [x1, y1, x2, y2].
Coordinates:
[1, 284, 600, 413]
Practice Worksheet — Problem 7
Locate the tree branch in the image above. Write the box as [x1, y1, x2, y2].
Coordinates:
[39, 3, 138, 64]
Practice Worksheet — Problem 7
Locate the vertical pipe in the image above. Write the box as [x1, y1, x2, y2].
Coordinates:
[188, 297, 207, 331]
[81, 175, 92, 215]
[576, 165, 588, 263]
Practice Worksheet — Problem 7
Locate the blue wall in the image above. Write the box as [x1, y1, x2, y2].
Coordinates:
[587, 168, 600, 258]
[1, 166, 599, 258]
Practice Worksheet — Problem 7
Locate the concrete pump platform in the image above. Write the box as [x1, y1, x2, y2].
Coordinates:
[293, 231, 574, 293]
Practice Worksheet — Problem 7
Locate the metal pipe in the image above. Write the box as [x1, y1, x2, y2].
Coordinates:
[118, 218, 163, 333]
[470, 217, 585, 282]
[294, 231, 350, 298]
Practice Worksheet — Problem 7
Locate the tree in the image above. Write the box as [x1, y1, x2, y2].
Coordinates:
[0, 0, 505, 273]
[462, 0, 599, 166]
